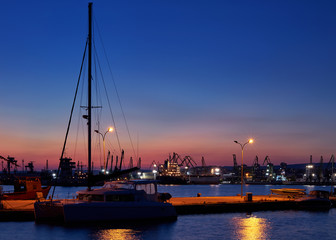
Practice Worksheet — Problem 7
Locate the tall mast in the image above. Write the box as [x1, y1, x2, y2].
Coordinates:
[87, 2, 92, 191]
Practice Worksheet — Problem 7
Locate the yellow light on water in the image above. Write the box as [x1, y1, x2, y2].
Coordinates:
[93, 229, 140, 240]
[232, 216, 270, 240]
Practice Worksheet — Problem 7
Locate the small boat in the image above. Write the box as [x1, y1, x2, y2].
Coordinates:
[1, 176, 51, 200]
[270, 188, 306, 198]
[295, 190, 332, 211]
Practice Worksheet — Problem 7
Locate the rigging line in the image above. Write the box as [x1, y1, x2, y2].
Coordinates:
[93, 41, 103, 123]
[51, 39, 88, 200]
[80, 65, 88, 166]
[92, 16, 105, 161]
[93, 16, 136, 158]
[92, 46, 103, 168]
[73, 63, 87, 162]
[93, 43, 122, 154]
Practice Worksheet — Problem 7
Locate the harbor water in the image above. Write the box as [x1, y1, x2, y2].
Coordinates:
[1, 184, 336, 240]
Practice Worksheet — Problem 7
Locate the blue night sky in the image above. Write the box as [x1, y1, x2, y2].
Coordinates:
[0, 0, 336, 169]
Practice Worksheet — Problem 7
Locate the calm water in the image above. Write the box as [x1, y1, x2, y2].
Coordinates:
[1, 184, 336, 240]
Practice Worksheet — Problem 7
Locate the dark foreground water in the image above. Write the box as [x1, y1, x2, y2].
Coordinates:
[1, 184, 336, 240]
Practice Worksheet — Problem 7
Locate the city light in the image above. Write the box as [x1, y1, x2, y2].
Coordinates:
[234, 138, 254, 197]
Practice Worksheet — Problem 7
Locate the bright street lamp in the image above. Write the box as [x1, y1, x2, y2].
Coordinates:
[95, 127, 114, 174]
[234, 139, 253, 198]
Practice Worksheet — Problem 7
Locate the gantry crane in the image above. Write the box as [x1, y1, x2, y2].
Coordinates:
[0, 155, 20, 175]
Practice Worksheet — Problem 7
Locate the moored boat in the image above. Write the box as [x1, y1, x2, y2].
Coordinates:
[34, 180, 177, 223]
[62, 180, 176, 223]
[295, 190, 332, 211]
[34, 2, 176, 224]
[270, 188, 306, 198]
[1, 177, 50, 200]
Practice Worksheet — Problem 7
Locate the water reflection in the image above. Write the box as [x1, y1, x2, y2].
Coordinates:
[232, 214, 270, 240]
[92, 228, 142, 240]
[87, 221, 176, 240]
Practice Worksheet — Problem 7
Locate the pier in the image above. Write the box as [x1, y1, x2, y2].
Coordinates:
[1, 195, 336, 221]
[171, 195, 299, 215]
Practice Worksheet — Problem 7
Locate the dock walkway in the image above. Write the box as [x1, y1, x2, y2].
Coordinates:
[169, 195, 300, 214]
[1, 195, 335, 221]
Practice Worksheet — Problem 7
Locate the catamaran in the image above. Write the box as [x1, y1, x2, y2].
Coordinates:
[34, 2, 177, 223]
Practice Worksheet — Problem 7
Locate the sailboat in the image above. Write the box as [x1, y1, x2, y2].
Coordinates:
[34, 2, 177, 223]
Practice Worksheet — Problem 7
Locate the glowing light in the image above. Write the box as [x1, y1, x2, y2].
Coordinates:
[249, 139, 254, 144]
[93, 229, 140, 240]
[232, 216, 270, 240]
[108, 127, 114, 132]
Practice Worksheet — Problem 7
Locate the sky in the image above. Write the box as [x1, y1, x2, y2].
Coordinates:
[1, 0, 336, 170]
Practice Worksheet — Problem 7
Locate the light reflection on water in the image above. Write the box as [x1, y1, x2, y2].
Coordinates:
[92, 229, 141, 240]
[231, 215, 270, 240]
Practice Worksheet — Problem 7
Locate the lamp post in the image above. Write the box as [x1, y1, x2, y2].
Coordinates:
[95, 127, 114, 174]
[234, 139, 253, 198]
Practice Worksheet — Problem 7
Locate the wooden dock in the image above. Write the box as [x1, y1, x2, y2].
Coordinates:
[170, 195, 299, 214]
[0, 200, 35, 221]
[170, 195, 336, 214]
[1, 195, 335, 221]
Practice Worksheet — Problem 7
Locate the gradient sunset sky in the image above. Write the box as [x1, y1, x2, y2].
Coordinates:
[1, 0, 336, 170]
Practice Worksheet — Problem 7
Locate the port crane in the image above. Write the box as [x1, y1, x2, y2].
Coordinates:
[318, 156, 324, 182]
[181, 156, 197, 168]
[166, 152, 197, 168]
[201, 156, 206, 167]
[0, 155, 20, 175]
[252, 155, 261, 177]
[263, 156, 274, 181]
[105, 151, 111, 172]
[149, 160, 158, 169]
[325, 155, 335, 183]
[232, 154, 238, 173]
[25, 161, 35, 173]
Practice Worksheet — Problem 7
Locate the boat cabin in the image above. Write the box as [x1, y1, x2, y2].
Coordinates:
[14, 177, 44, 193]
[308, 190, 330, 199]
[76, 180, 164, 202]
